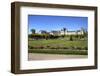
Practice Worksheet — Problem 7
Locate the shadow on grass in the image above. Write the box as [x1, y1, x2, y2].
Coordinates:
[29, 49, 88, 55]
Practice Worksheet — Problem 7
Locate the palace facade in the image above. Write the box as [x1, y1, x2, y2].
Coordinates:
[38, 28, 84, 35]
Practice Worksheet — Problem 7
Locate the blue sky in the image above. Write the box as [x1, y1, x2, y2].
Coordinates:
[28, 15, 88, 34]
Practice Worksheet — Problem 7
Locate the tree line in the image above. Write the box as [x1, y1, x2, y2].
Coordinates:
[28, 33, 87, 41]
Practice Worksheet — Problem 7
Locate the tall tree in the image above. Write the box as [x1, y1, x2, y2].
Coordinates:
[63, 28, 66, 36]
[81, 27, 88, 38]
[31, 29, 35, 34]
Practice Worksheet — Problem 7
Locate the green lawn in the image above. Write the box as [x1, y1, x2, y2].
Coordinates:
[29, 39, 87, 48]
[28, 38, 88, 55]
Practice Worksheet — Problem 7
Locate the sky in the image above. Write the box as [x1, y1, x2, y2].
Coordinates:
[28, 15, 88, 34]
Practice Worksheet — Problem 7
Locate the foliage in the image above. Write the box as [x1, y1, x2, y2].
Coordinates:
[28, 34, 60, 40]
[69, 35, 73, 41]
[31, 29, 35, 34]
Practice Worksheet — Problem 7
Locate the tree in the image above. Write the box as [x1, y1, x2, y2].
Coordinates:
[63, 28, 66, 36]
[81, 27, 88, 39]
[31, 29, 35, 34]
[70, 35, 73, 41]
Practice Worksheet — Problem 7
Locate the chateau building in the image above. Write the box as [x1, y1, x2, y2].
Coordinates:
[38, 28, 84, 35]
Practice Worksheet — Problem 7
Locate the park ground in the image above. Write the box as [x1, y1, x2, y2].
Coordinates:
[28, 38, 88, 60]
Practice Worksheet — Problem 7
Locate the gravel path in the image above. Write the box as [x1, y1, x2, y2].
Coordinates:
[28, 53, 87, 61]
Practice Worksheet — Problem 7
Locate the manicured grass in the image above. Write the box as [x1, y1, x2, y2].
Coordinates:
[29, 49, 87, 55]
[28, 38, 88, 55]
[29, 39, 87, 48]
